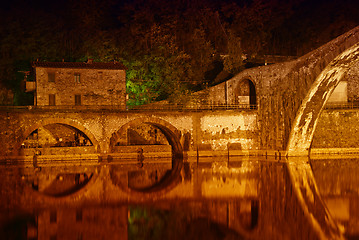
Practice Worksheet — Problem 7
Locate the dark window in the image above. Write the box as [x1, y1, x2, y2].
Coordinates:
[48, 72, 55, 82]
[75, 95, 81, 105]
[49, 94, 55, 106]
[77, 233, 83, 240]
[74, 73, 81, 83]
[76, 209, 82, 222]
[50, 211, 57, 223]
[98, 71, 103, 80]
[235, 79, 257, 109]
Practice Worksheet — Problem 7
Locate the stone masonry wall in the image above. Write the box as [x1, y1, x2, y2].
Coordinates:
[195, 26, 359, 151]
[35, 67, 126, 107]
[347, 61, 359, 103]
[312, 109, 359, 148]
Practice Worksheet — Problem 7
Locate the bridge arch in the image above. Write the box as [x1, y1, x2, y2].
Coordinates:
[14, 118, 100, 155]
[109, 117, 183, 157]
[109, 117, 183, 195]
[287, 42, 359, 156]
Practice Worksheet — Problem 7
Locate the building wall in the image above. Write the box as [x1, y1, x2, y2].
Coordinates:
[35, 67, 126, 107]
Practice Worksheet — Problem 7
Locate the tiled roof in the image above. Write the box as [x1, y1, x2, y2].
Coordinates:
[32, 61, 127, 70]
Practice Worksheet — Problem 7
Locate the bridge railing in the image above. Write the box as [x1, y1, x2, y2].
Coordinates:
[324, 102, 359, 110]
[3, 102, 359, 111]
[127, 103, 257, 111]
[0, 104, 257, 112]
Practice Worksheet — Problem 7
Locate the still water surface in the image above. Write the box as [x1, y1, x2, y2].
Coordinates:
[0, 156, 357, 240]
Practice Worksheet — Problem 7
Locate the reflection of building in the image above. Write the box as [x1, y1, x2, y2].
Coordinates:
[28, 60, 126, 108]
[32, 207, 128, 240]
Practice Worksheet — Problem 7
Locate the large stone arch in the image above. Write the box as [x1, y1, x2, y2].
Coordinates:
[14, 118, 101, 155]
[287, 42, 359, 156]
[109, 117, 183, 157]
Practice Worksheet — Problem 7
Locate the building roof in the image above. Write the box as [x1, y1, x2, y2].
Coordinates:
[32, 61, 127, 70]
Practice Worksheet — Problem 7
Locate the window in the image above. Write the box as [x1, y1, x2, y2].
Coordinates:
[74, 73, 81, 83]
[75, 95, 81, 105]
[49, 94, 55, 106]
[48, 72, 55, 82]
[50, 211, 57, 223]
[98, 71, 103, 80]
[76, 209, 83, 222]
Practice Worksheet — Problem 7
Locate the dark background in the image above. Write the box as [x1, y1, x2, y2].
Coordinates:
[1, 0, 359, 105]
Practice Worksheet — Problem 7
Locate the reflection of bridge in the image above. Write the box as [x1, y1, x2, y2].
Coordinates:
[3, 158, 356, 239]
[0, 160, 321, 239]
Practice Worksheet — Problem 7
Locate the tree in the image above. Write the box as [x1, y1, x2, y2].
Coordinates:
[223, 31, 244, 74]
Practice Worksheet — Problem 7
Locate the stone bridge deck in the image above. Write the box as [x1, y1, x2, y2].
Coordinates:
[0, 106, 259, 158]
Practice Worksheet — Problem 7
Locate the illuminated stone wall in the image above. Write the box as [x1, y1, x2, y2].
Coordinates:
[347, 61, 359, 103]
[312, 109, 359, 148]
[197, 111, 258, 151]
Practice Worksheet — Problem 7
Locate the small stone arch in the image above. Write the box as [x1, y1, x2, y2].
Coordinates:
[109, 117, 183, 157]
[14, 118, 100, 155]
[287, 42, 359, 156]
[109, 117, 184, 195]
[234, 78, 257, 108]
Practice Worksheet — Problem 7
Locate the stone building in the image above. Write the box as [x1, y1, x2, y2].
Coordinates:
[27, 60, 127, 109]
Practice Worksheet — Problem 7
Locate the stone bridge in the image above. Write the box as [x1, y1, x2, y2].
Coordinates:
[0, 107, 259, 158]
[2, 26, 359, 158]
[198, 25, 359, 156]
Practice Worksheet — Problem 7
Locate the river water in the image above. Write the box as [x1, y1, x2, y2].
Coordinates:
[0, 156, 357, 240]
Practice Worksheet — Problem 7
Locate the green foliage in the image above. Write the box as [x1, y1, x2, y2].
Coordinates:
[13, 91, 33, 106]
[124, 56, 163, 106]
[128, 206, 166, 240]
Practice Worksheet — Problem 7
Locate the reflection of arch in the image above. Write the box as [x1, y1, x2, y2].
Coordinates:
[235, 79, 257, 107]
[287, 43, 359, 156]
[14, 118, 100, 155]
[24, 166, 100, 201]
[110, 117, 183, 157]
[110, 117, 183, 195]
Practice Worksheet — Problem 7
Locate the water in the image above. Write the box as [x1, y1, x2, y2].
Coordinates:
[0, 156, 357, 239]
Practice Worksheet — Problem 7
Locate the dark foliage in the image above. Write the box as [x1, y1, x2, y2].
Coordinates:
[1, 0, 359, 105]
